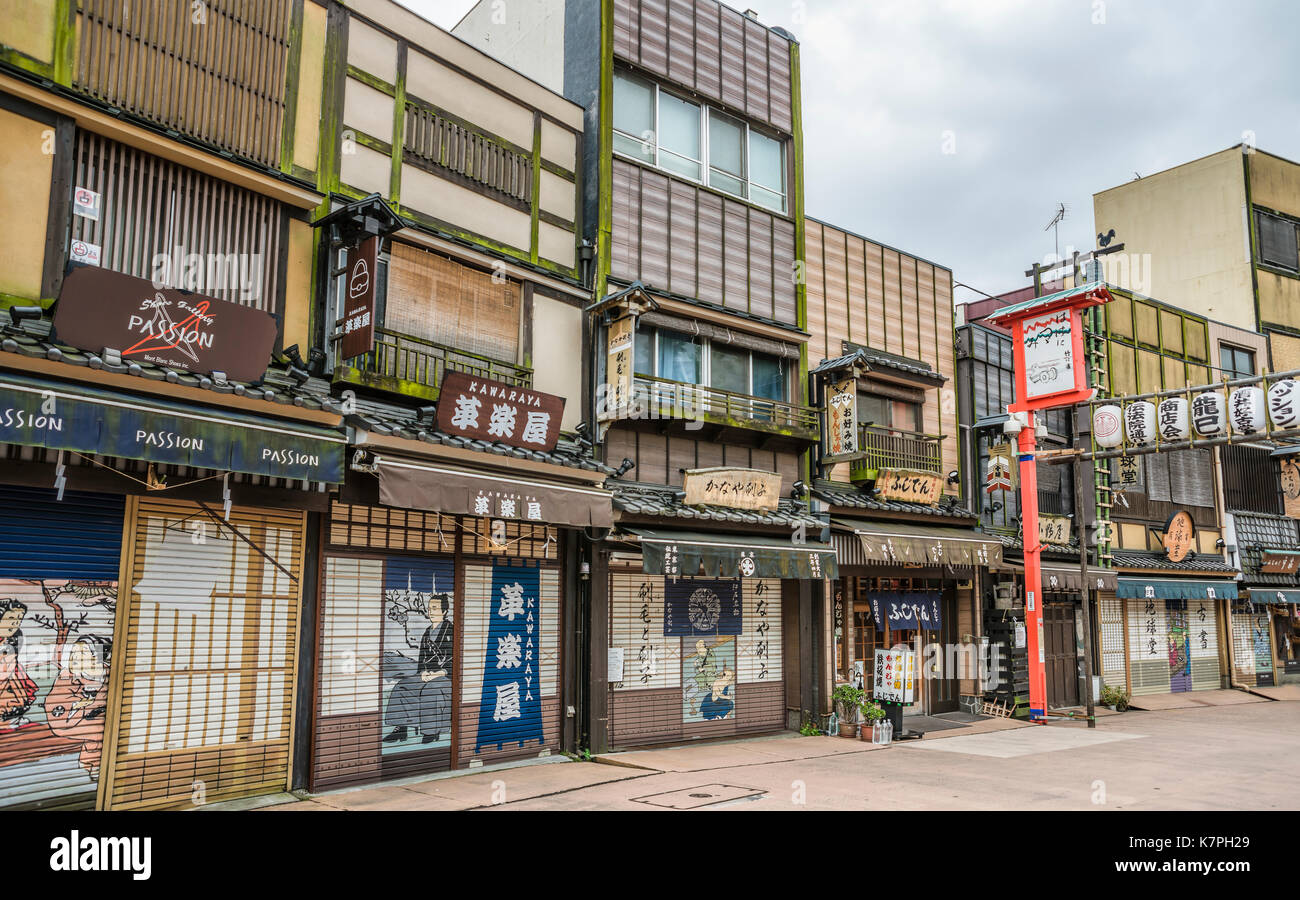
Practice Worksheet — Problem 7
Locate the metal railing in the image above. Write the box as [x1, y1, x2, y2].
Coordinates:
[331, 327, 532, 395]
[617, 373, 820, 436]
[850, 424, 944, 480]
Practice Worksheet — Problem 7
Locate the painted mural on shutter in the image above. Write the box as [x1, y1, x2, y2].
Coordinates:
[608, 571, 783, 747]
[610, 159, 798, 325]
[1125, 597, 1220, 696]
[1229, 609, 1273, 687]
[612, 0, 794, 134]
[0, 488, 123, 810]
[458, 563, 561, 765]
[102, 498, 304, 810]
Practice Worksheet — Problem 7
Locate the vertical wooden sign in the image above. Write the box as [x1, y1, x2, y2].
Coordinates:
[340, 235, 379, 361]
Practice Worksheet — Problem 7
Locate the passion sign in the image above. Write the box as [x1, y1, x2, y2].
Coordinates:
[53, 267, 277, 384]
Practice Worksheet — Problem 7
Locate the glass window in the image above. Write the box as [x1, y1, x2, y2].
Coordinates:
[748, 130, 785, 212]
[1257, 210, 1300, 271]
[657, 329, 700, 383]
[858, 393, 890, 427]
[634, 327, 655, 376]
[657, 91, 701, 180]
[708, 110, 745, 197]
[751, 352, 786, 401]
[710, 343, 750, 394]
[1220, 344, 1255, 380]
[892, 399, 922, 433]
[612, 72, 655, 164]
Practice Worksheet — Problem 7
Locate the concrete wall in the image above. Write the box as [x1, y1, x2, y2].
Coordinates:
[452, 0, 568, 95]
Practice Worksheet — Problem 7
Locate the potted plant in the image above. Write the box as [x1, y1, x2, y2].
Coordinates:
[858, 698, 887, 741]
[1100, 684, 1131, 712]
[832, 684, 863, 737]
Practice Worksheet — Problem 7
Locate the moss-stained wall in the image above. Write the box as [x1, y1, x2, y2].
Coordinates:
[0, 106, 54, 301]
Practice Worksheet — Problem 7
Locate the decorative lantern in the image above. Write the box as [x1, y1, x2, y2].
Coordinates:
[1268, 378, 1300, 430]
[1093, 404, 1124, 448]
[1124, 401, 1156, 445]
[1156, 397, 1190, 442]
[1190, 392, 1227, 438]
[1229, 386, 1266, 435]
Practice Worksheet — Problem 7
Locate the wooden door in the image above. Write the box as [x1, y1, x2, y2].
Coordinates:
[1044, 601, 1079, 709]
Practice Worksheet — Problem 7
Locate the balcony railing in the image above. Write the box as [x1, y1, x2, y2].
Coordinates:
[331, 327, 532, 401]
[609, 373, 819, 440]
[850, 424, 944, 482]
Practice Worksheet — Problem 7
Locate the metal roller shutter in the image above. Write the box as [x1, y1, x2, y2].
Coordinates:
[608, 570, 784, 748]
[1230, 609, 1273, 686]
[1126, 597, 1221, 696]
[1097, 592, 1127, 688]
[0, 487, 124, 810]
[102, 498, 304, 810]
[459, 562, 561, 765]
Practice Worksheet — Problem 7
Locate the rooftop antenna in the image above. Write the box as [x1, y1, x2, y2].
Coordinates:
[1045, 202, 1068, 264]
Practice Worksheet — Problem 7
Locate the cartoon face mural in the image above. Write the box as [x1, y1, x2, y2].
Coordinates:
[0, 579, 117, 802]
[381, 558, 455, 753]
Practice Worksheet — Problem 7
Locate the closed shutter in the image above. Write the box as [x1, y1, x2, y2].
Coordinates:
[103, 498, 304, 810]
[1230, 611, 1266, 686]
[1185, 597, 1221, 691]
[1098, 592, 1127, 687]
[1126, 597, 1221, 696]
[459, 563, 560, 765]
[1257, 211, 1300, 271]
[0, 488, 123, 810]
[1169, 450, 1215, 508]
[608, 570, 784, 748]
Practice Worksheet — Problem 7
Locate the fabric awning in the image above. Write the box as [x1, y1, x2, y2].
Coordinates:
[0, 372, 345, 482]
[1116, 576, 1239, 601]
[628, 527, 838, 579]
[1246, 588, 1300, 604]
[377, 456, 613, 528]
[864, 590, 941, 631]
[832, 518, 1003, 567]
[1042, 564, 1118, 592]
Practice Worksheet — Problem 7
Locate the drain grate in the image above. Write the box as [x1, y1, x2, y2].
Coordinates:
[631, 783, 767, 809]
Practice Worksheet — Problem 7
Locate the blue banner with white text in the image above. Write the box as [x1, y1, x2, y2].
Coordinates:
[475, 564, 545, 752]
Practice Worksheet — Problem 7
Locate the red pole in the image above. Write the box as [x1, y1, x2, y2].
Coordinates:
[1017, 414, 1048, 722]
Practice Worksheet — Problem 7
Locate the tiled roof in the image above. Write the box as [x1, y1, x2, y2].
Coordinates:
[1232, 512, 1300, 583]
[1111, 550, 1238, 574]
[812, 481, 976, 520]
[347, 396, 616, 475]
[0, 318, 341, 413]
[994, 533, 1079, 557]
[610, 481, 821, 528]
[837, 343, 947, 385]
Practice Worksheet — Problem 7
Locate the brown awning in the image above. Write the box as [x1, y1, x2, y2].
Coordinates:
[1041, 565, 1118, 593]
[377, 457, 613, 528]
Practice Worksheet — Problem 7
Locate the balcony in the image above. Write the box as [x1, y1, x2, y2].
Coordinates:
[849, 424, 944, 483]
[331, 327, 532, 402]
[607, 373, 820, 443]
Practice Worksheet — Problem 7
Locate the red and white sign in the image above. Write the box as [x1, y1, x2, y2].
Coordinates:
[69, 240, 101, 266]
[73, 186, 101, 221]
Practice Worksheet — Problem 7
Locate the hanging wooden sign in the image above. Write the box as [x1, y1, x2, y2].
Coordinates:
[1161, 510, 1196, 563]
[1260, 550, 1300, 575]
[1038, 514, 1072, 547]
[682, 467, 782, 511]
[436, 371, 566, 452]
[339, 236, 379, 361]
[603, 314, 634, 419]
[876, 468, 943, 506]
[823, 377, 860, 462]
[985, 441, 1014, 493]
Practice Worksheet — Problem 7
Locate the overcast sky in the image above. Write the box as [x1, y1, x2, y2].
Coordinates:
[401, 0, 1300, 303]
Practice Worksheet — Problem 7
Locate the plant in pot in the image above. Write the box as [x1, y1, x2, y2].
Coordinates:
[1100, 684, 1131, 712]
[858, 698, 887, 740]
[832, 684, 863, 737]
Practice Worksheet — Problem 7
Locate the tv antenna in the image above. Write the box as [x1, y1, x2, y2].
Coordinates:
[1044, 202, 1068, 262]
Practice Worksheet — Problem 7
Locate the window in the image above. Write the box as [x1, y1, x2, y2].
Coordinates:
[612, 70, 787, 213]
[1256, 210, 1300, 272]
[1220, 344, 1255, 381]
[857, 392, 921, 432]
[635, 326, 788, 401]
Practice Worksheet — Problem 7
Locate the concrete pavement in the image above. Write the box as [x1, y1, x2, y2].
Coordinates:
[261, 698, 1300, 811]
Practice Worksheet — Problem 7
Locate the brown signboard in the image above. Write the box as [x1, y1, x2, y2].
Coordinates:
[436, 370, 566, 452]
[823, 377, 859, 462]
[339, 236, 378, 361]
[1038, 514, 1072, 547]
[681, 467, 782, 511]
[603, 314, 634, 419]
[53, 266, 277, 384]
[876, 468, 943, 506]
[1162, 509, 1196, 563]
[1260, 550, 1300, 575]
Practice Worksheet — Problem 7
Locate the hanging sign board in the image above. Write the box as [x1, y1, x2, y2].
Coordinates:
[604, 314, 635, 418]
[682, 467, 782, 511]
[823, 377, 860, 462]
[1022, 309, 1076, 399]
[339, 235, 378, 361]
[1038, 514, 1071, 547]
[872, 648, 916, 705]
[876, 467, 943, 505]
[985, 441, 1014, 493]
[1162, 510, 1196, 563]
[73, 186, 101, 221]
[436, 370, 566, 452]
[1260, 550, 1300, 575]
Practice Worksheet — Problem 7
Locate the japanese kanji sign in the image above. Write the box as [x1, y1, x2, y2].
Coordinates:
[823, 377, 860, 462]
[475, 563, 545, 752]
[1161, 510, 1195, 563]
[1260, 550, 1300, 575]
[872, 648, 916, 705]
[604, 314, 634, 418]
[681, 467, 782, 512]
[436, 370, 566, 452]
[1038, 514, 1071, 547]
[1022, 309, 1075, 399]
[339, 235, 378, 361]
[664, 579, 743, 637]
[875, 467, 943, 506]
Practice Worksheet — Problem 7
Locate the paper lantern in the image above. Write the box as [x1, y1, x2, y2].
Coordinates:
[1190, 392, 1226, 438]
[1229, 386, 1266, 435]
[1268, 378, 1300, 430]
[1156, 397, 1190, 441]
[1124, 401, 1156, 445]
[1093, 404, 1124, 448]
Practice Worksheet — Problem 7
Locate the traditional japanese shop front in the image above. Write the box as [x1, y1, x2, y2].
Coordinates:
[309, 413, 613, 791]
[0, 367, 347, 811]
[598, 483, 838, 749]
[1110, 571, 1237, 697]
[1229, 513, 1300, 687]
[829, 514, 1003, 715]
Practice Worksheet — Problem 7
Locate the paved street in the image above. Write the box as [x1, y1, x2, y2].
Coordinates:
[265, 698, 1300, 811]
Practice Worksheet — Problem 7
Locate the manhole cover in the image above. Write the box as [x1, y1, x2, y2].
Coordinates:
[631, 784, 766, 809]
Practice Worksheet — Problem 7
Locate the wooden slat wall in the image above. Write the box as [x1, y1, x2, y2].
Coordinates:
[404, 103, 533, 204]
[805, 219, 959, 486]
[611, 159, 797, 325]
[70, 131, 285, 313]
[603, 426, 800, 488]
[74, 0, 291, 167]
[612, 0, 794, 135]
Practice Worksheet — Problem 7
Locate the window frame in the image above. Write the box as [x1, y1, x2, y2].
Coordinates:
[1256, 209, 1300, 272]
[634, 325, 789, 402]
[1219, 343, 1256, 381]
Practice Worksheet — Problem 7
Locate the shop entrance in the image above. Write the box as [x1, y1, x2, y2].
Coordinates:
[1043, 600, 1079, 708]
[846, 577, 957, 714]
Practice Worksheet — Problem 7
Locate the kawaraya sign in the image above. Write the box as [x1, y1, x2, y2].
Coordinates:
[53, 266, 278, 384]
[681, 467, 782, 512]
[436, 371, 566, 453]
[0, 376, 345, 482]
